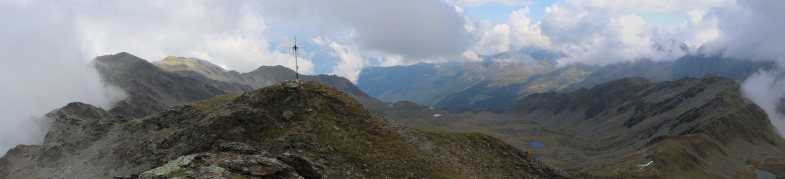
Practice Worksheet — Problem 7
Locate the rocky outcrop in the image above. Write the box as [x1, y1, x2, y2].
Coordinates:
[504, 75, 785, 178]
[0, 80, 572, 179]
[124, 149, 322, 179]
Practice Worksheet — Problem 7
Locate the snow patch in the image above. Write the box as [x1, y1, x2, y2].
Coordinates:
[638, 161, 653, 168]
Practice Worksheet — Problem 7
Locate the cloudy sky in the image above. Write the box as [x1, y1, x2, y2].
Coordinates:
[2, 0, 785, 155]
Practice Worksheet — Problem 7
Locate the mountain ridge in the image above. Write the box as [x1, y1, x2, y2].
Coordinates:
[0, 80, 574, 178]
[151, 56, 370, 100]
[94, 52, 231, 118]
[92, 53, 375, 119]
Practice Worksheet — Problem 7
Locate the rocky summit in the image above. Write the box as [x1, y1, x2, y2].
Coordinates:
[0, 80, 572, 179]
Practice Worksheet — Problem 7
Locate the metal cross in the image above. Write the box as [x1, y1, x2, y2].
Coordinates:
[286, 35, 305, 80]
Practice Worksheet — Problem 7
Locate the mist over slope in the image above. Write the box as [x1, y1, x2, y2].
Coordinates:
[0, 53, 126, 157]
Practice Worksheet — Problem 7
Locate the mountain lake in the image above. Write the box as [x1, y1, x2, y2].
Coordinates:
[529, 141, 546, 148]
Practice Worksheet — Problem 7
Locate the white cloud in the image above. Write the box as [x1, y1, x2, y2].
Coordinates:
[536, 1, 724, 66]
[464, 6, 550, 56]
[541, 3, 659, 65]
[344, 0, 472, 60]
[508, 7, 550, 48]
[679, 9, 721, 50]
[461, 50, 484, 62]
[327, 41, 366, 83]
[473, 23, 512, 54]
[259, 0, 472, 62]
[312, 36, 327, 45]
[742, 70, 785, 138]
[74, 1, 314, 74]
[700, 0, 785, 62]
[0, 0, 127, 155]
[379, 54, 409, 67]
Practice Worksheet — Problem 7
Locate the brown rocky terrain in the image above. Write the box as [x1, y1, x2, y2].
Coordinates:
[0, 80, 574, 179]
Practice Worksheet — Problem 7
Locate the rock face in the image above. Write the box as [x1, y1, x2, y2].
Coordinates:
[0, 80, 571, 179]
[504, 75, 785, 178]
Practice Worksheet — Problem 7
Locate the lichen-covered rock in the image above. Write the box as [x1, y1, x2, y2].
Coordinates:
[278, 153, 323, 179]
[139, 154, 196, 179]
[224, 154, 291, 176]
[130, 151, 319, 179]
[217, 142, 261, 155]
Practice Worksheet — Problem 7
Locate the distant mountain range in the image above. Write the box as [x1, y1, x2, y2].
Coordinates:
[357, 46, 775, 110]
[357, 49, 599, 109]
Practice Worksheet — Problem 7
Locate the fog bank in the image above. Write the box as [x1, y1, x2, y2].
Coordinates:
[0, 1, 127, 156]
